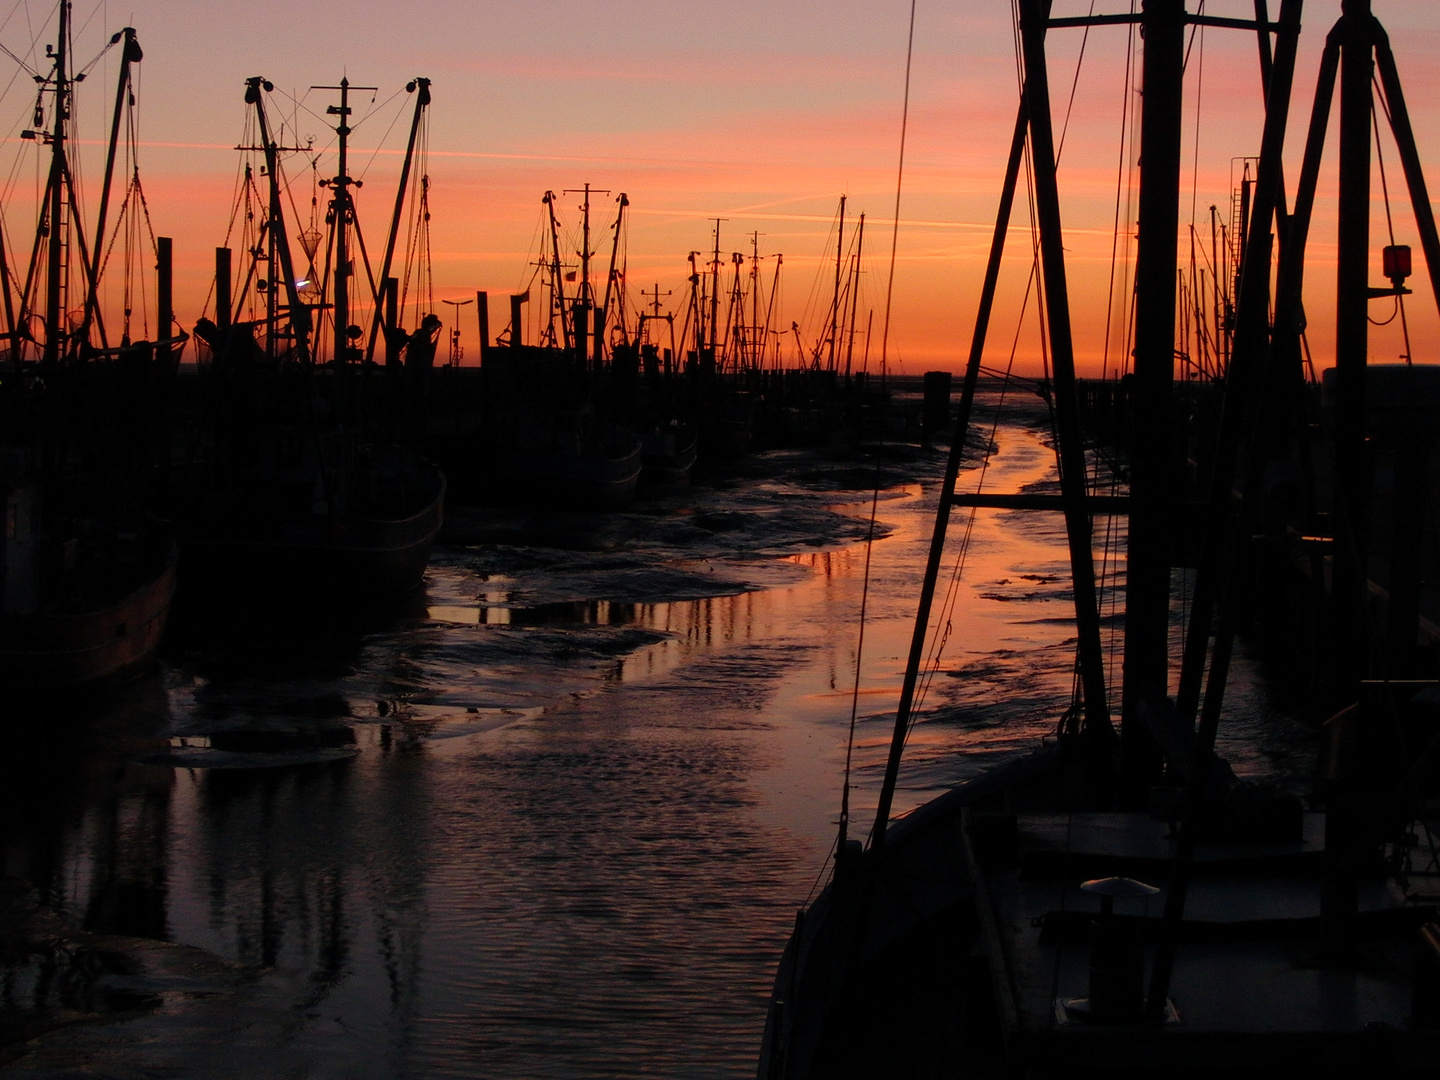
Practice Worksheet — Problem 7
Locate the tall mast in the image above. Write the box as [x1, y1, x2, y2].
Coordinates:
[580, 183, 592, 307]
[78, 26, 142, 352]
[1331, 0, 1374, 692]
[1016, 0, 1113, 747]
[365, 77, 430, 363]
[543, 192, 569, 352]
[708, 220, 723, 358]
[333, 78, 351, 362]
[844, 213, 865, 378]
[43, 0, 69, 365]
[245, 77, 311, 360]
[314, 77, 375, 363]
[749, 232, 761, 369]
[599, 192, 628, 358]
[765, 253, 782, 369]
[688, 250, 703, 356]
[1119, 0, 1186, 796]
[829, 195, 846, 372]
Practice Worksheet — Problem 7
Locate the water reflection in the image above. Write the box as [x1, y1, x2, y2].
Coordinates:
[3, 397, 1310, 1077]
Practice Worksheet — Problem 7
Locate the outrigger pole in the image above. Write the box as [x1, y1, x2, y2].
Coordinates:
[77, 26, 142, 352]
[870, 0, 1119, 852]
[542, 191, 570, 353]
[245, 77, 311, 362]
[365, 78, 430, 364]
[598, 193, 629, 360]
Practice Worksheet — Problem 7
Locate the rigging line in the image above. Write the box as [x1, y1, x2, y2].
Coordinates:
[0, 38, 36, 76]
[837, 452, 886, 850]
[73, 36, 116, 80]
[1370, 79, 1412, 362]
[912, 263, 1041, 723]
[0, 0, 27, 38]
[804, 833, 842, 906]
[910, 327, 1024, 730]
[1180, 0, 1205, 70]
[1054, 0, 1096, 165]
[71, 0, 107, 44]
[1187, 8, 1204, 226]
[877, 0, 915, 383]
[355, 86, 410, 182]
[272, 84, 336, 135]
[1097, 7, 1137, 677]
[346, 84, 403, 135]
[1101, 2, 1138, 385]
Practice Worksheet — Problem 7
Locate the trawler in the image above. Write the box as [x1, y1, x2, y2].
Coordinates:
[177, 74, 444, 605]
[760, 1, 1440, 1076]
[0, 3, 178, 693]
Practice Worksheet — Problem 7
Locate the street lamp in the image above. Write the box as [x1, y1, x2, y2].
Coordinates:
[441, 297, 473, 367]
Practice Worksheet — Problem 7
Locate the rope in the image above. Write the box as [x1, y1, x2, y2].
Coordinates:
[837, 456, 885, 850]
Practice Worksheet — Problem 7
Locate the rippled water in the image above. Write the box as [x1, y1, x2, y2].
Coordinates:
[0, 392, 1314, 1077]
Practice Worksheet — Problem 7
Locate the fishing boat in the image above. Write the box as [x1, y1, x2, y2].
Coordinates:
[759, 1, 1440, 1075]
[0, 6, 179, 694]
[639, 423, 698, 487]
[479, 187, 649, 510]
[177, 74, 444, 605]
[0, 455, 178, 694]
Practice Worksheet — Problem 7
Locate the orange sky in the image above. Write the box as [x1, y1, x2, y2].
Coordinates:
[2, 0, 1437, 375]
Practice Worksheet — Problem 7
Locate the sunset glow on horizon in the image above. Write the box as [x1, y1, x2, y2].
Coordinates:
[2, 0, 1436, 376]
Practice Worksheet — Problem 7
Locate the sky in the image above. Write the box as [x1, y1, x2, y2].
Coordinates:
[0, 0, 1436, 375]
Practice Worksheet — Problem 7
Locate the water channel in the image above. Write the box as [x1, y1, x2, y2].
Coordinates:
[0, 391, 1314, 1077]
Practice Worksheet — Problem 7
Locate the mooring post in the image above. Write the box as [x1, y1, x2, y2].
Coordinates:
[215, 246, 232, 331]
[476, 291, 489, 368]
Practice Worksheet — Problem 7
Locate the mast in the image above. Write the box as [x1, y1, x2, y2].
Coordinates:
[708, 220, 723, 361]
[0, 207, 15, 358]
[749, 232, 762, 370]
[829, 195, 846, 372]
[873, 89, 1050, 850]
[314, 77, 375, 364]
[1120, 0, 1186, 796]
[765, 253, 782, 369]
[42, 0, 70, 366]
[1146, 0, 1305, 1020]
[1017, 0, 1114, 747]
[78, 26, 142, 352]
[266, 174, 277, 356]
[688, 250, 703, 358]
[599, 192, 628, 363]
[1330, 0, 1373, 694]
[844, 213, 865, 378]
[580, 183, 592, 308]
[578, 183, 592, 366]
[365, 78, 430, 363]
[543, 192, 570, 352]
[245, 77, 311, 360]
[334, 79, 352, 362]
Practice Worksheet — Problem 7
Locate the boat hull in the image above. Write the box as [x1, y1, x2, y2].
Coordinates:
[0, 541, 178, 694]
[179, 460, 445, 605]
[639, 430, 698, 487]
[497, 437, 643, 511]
